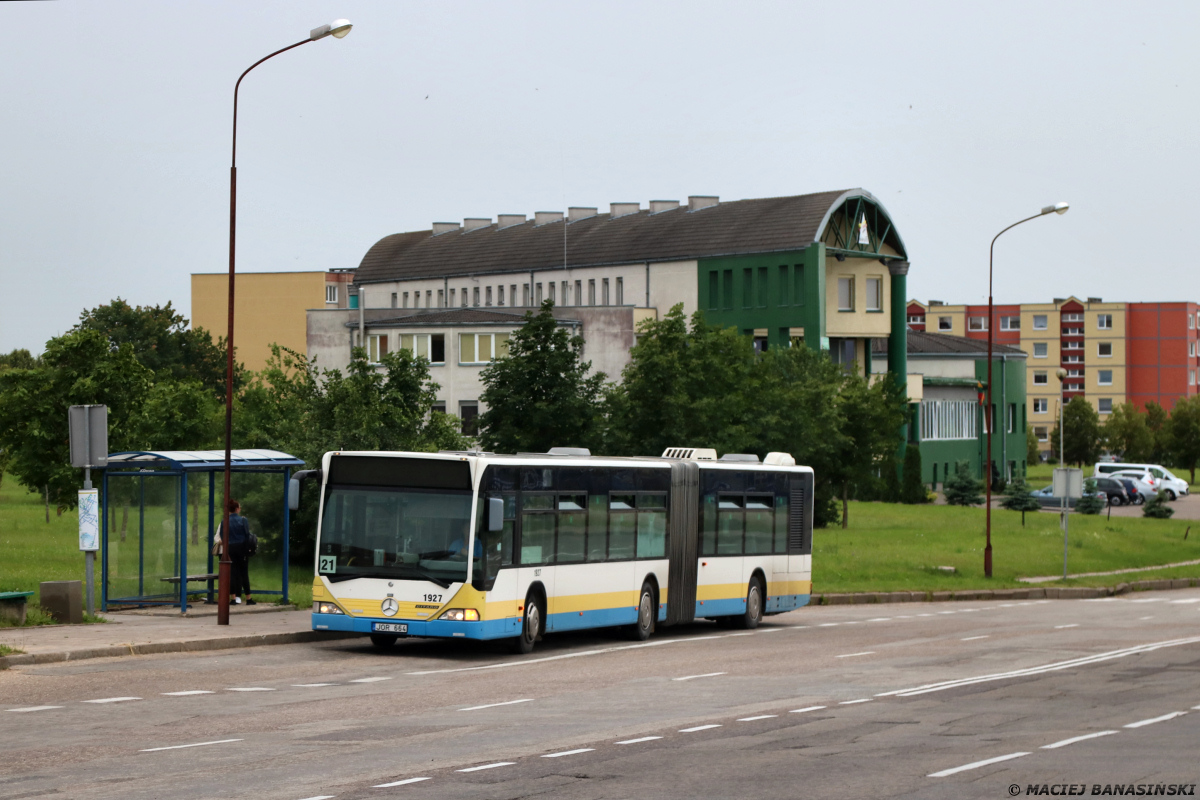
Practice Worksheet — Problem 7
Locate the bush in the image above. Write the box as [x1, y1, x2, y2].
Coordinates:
[1142, 491, 1174, 519]
[900, 444, 927, 504]
[943, 461, 984, 506]
[1000, 477, 1040, 526]
[1076, 478, 1105, 515]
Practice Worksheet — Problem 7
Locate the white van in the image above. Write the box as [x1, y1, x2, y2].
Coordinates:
[1094, 463, 1189, 500]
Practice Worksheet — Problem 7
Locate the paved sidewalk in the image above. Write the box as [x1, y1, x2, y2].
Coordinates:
[0, 605, 355, 668]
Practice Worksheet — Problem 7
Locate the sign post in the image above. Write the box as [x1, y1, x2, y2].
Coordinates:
[1053, 467, 1083, 580]
[68, 405, 108, 616]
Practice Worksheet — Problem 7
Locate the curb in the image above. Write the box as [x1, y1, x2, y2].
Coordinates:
[0, 630, 359, 670]
[812, 577, 1200, 605]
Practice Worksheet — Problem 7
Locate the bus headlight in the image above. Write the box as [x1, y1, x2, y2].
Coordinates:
[316, 602, 345, 615]
[438, 608, 479, 622]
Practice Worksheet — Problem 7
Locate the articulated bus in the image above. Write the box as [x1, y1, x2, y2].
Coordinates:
[300, 447, 813, 653]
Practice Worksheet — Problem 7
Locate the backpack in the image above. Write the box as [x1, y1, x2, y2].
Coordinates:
[246, 529, 258, 557]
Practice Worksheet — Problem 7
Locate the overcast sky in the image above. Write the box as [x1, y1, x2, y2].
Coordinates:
[2, 1, 1196, 354]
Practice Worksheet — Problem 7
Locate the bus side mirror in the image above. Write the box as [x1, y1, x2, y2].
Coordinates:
[288, 479, 300, 512]
[488, 497, 504, 532]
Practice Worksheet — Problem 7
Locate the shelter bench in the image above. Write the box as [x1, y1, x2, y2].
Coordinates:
[0, 591, 35, 626]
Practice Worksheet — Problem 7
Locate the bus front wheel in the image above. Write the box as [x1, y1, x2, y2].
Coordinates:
[735, 578, 764, 630]
[513, 595, 542, 654]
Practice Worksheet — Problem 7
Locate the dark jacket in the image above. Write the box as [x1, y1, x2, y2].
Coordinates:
[225, 514, 251, 546]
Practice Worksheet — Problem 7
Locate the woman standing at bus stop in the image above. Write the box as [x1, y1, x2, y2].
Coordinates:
[221, 500, 255, 605]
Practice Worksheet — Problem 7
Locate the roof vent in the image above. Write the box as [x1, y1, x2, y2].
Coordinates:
[649, 199, 680, 214]
[610, 202, 640, 218]
[497, 214, 526, 229]
[534, 211, 564, 225]
[719, 453, 760, 463]
[432, 222, 460, 235]
[1087, 297, 1103, 303]
[568, 206, 598, 222]
[463, 217, 492, 232]
[661, 447, 718, 460]
[688, 195, 719, 211]
[763, 452, 796, 466]
[547, 447, 591, 457]
[928, 300, 944, 306]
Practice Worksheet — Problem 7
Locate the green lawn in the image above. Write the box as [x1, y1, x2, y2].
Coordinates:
[818, 500, 1199, 593]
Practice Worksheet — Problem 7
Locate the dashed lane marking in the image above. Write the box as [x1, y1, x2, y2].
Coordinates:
[839, 699, 872, 705]
[790, 706, 827, 713]
[836, 652, 875, 659]
[737, 715, 777, 721]
[349, 677, 391, 683]
[84, 697, 140, 704]
[459, 699, 533, 711]
[724, 633, 753, 637]
[1055, 624, 1080, 629]
[818, 623, 839, 627]
[227, 687, 274, 692]
[757, 629, 782, 633]
[542, 748, 595, 758]
[868, 618, 892, 622]
[140, 738, 242, 753]
[1124, 711, 1187, 728]
[679, 724, 722, 733]
[673, 672, 727, 681]
[8, 706, 62, 713]
[928, 752, 1030, 778]
[962, 636, 990, 641]
[162, 691, 214, 696]
[373, 777, 431, 788]
[616, 736, 662, 744]
[456, 763, 514, 773]
[1171, 598, 1200, 604]
[297, 795, 336, 800]
[293, 683, 338, 688]
[1041, 731, 1118, 749]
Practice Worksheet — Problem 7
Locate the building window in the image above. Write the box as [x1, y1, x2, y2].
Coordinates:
[1000, 316, 1020, 330]
[866, 277, 883, 312]
[588, 279, 596, 306]
[576, 280, 583, 308]
[1064, 354, 1083, 363]
[1098, 398, 1113, 414]
[1033, 314, 1048, 330]
[919, 400, 978, 441]
[1008, 403, 1016, 433]
[448, 288, 455, 307]
[388, 292, 396, 309]
[1190, 342, 1196, 358]
[536, 283, 543, 305]
[426, 290, 432, 308]
[793, 264, 805, 305]
[779, 266, 790, 307]
[1099, 342, 1112, 357]
[461, 288, 468, 307]
[326, 285, 338, 304]
[398, 333, 446, 364]
[1063, 312, 1083, 323]
[1190, 369, 1197, 386]
[497, 285, 505, 306]
[459, 333, 510, 364]
[1033, 371, 1048, 385]
[1035, 426, 1048, 442]
[366, 334, 388, 363]
[1033, 342, 1048, 358]
[1033, 398, 1048, 413]
[1067, 368, 1084, 377]
[548, 282, 556, 305]
[723, 270, 733, 310]
[968, 316, 988, 331]
[1098, 370, 1113, 385]
[938, 316, 952, 331]
[707, 272, 719, 310]
[616, 277, 624, 306]
[511, 285, 518, 306]
[459, 401, 480, 437]
[602, 278, 610, 306]
[473, 287, 480, 307]
[758, 267, 769, 308]
[1063, 341, 1082, 350]
[562, 281, 569, 305]
[1189, 313, 1195, 330]
[402, 292, 409, 308]
[1097, 314, 1113, 329]
[837, 277, 855, 311]
[907, 314, 924, 325]
[431, 401, 446, 415]
[486, 286, 493, 306]
[523, 284, 531, 306]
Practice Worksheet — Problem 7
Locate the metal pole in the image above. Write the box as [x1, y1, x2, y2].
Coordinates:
[84, 466, 94, 616]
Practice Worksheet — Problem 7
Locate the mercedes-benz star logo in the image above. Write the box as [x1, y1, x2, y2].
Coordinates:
[381, 598, 399, 617]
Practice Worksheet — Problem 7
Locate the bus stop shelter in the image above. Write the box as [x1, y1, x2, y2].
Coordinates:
[101, 449, 304, 612]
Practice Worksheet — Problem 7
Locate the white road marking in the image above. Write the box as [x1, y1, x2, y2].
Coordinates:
[1130, 598, 1164, 603]
[1124, 711, 1187, 728]
[962, 635, 989, 641]
[542, 748, 594, 758]
[1055, 624, 1079, 629]
[673, 672, 726, 681]
[140, 738, 242, 752]
[227, 687, 274, 692]
[757, 628, 782, 633]
[928, 752, 1030, 778]
[895, 615, 913, 619]
[297, 795, 336, 800]
[917, 613, 933, 617]
[406, 640, 684, 676]
[679, 724, 722, 732]
[687, 636, 723, 641]
[1171, 598, 1200, 604]
[937, 611, 956, 615]
[790, 706, 827, 713]
[349, 677, 391, 683]
[839, 699, 872, 705]
[724, 632, 753, 637]
[84, 697, 140, 704]
[162, 691, 214, 696]
[373, 778, 430, 788]
[459, 698, 533, 711]
[867, 618, 892, 622]
[8, 706, 62, 713]
[1139, 616, 1154, 620]
[292, 683, 338, 687]
[836, 651, 875, 659]
[877, 636, 1200, 698]
[1042, 731, 1118, 749]
[737, 715, 777, 721]
[843, 621, 861, 624]
[456, 762, 514, 772]
[616, 736, 662, 744]
[819, 623, 839, 627]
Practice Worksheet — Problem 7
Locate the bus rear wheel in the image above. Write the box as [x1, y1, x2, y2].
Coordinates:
[370, 634, 398, 650]
[734, 578, 764, 630]
[630, 582, 656, 641]
[512, 595, 542, 654]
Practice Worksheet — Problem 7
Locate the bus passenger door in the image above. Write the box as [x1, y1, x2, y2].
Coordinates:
[517, 495, 556, 632]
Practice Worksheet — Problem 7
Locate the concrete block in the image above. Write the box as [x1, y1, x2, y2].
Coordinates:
[824, 594, 854, 605]
[0, 599, 27, 626]
[1044, 588, 1061, 599]
[930, 591, 952, 602]
[40, 581, 82, 624]
[1170, 579, 1191, 589]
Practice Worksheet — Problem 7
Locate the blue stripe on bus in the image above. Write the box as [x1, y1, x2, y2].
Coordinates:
[311, 612, 515, 640]
[545, 606, 638, 632]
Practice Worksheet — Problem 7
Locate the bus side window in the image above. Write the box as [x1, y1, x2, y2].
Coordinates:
[608, 494, 637, 560]
[773, 494, 788, 553]
[557, 494, 586, 563]
[744, 495, 773, 554]
[701, 494, 717, 555]
[717, 495, 744, 555]
[521, 494, 555, 565]
[587, 494, 608, 561]
[636, 494, 667, 558]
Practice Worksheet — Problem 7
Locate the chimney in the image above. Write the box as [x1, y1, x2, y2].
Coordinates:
[568, 206, 598, 222]
[1087, 297, 1103, 304]
[463, 217, 492, 232]
[649, 199, 680, 214]
[610, 202, 640, 218]
[688, 195, 719, 211]
[432, 222, 460, 235]
[928, 300, 944, 306]
[534, 211, 564, 225]
[497, 214, 526, 229]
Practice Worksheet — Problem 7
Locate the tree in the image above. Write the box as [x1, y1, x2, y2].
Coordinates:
[1061, 397, 1103, 466]
[1076, 477, 1105, 515]
[1142, 489, 1174, 519]
[1165, 396, 1200, 483]
[0, 349, 39, 372]
[1144, 401, 1170, 463]
[1103, 402, 1154, 462]
[1026, 424, 1041, 467]
[478, 301, 608, 454]
[1000, 476, 1041, 525]
[900, 444, 928, 504]
[943, 461, 984, 506]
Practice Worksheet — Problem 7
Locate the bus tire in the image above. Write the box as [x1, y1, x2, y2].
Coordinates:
[735, 578, 764, 630]
[512, 594, 542, 654]
[370, 634, 398, 650]
[630, 582, 656, 641]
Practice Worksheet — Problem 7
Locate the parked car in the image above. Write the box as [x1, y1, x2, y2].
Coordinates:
[1092, 477, 1130, 506]
[1030, 485, 1105, 509]
[1117, 478, 1145, 505]
[1094, 463, 1189, 500]
[1108, 469, 1162, 501]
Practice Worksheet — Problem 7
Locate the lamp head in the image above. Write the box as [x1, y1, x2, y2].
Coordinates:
[310, 19, 353, 41]
[1056, 368, 1068, 379]
[1041, 201, 1069, 216]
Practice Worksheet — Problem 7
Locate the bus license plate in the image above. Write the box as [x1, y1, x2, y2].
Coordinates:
[372, 622, 407, 634]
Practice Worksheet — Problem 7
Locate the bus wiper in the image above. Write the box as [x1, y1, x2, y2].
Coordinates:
[401, 567, 452, 589]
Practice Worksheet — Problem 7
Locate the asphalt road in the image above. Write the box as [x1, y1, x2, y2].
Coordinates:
[3, 590, 1199, 800]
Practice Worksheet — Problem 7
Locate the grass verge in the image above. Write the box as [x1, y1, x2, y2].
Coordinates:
[0, 644, 25, 656]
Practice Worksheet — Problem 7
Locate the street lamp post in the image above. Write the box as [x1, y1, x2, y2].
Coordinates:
[218, 19, 353, 626]
[983, 202, 1068, 578]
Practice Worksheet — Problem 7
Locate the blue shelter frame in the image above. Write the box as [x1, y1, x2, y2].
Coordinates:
[101, 449, 305, 612]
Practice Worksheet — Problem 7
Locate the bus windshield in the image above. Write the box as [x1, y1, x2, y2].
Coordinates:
[318, 485, 474, 584]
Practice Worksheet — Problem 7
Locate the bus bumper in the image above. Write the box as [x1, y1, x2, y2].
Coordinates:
[311, 612, 515, 640]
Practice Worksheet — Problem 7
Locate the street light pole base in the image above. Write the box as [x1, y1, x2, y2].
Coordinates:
[217, 559, 232, 625]
[984, 545, 993, 578]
